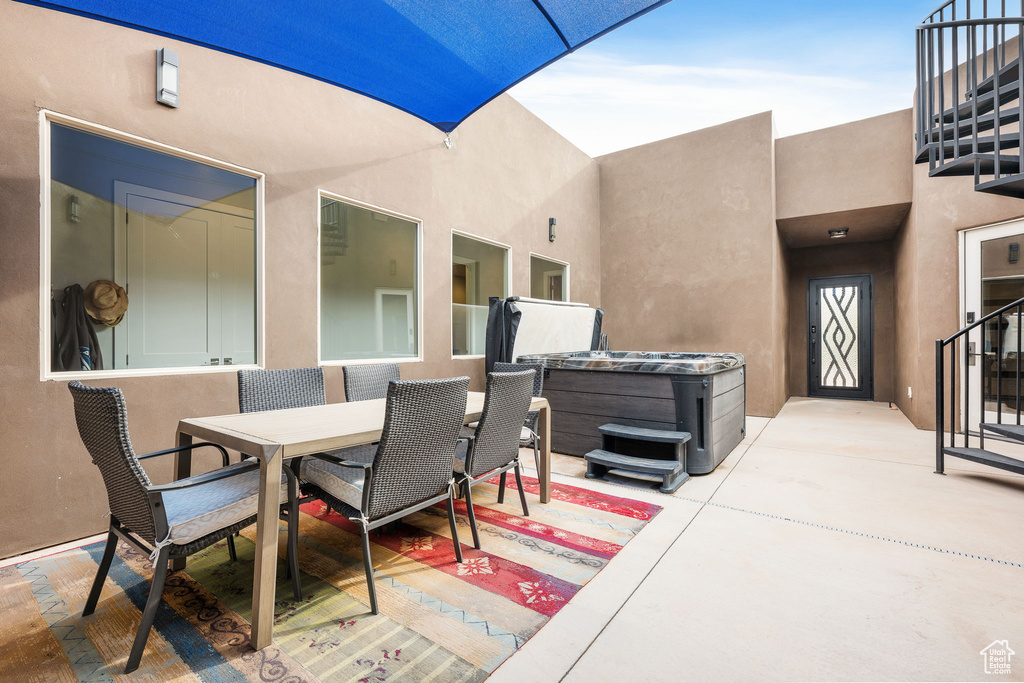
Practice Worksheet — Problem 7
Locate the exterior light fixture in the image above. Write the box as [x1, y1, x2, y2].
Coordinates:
[67, 194, 80, 223]
[549, 217, 557, 242]
[1011, 242, 1020, 263]
[828, 228, 849, 239]
[156, 48, 180, 108]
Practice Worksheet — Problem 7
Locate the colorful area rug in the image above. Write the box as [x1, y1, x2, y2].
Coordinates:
[0, 475, 660, 682]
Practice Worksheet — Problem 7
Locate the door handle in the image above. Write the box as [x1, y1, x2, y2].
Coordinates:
[967, 342, 980, 366]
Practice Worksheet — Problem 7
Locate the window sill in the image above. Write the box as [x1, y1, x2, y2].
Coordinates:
[320, 357, 423, 367]
[43, 364, 261, 382]
[452, 354, 485, 360]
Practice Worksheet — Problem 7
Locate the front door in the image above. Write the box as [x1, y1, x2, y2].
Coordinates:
[808, 275, 874, 400]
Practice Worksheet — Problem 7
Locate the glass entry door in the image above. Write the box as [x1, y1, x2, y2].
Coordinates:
[962, 220, 1024, 431]
[807, 275, 874, 400]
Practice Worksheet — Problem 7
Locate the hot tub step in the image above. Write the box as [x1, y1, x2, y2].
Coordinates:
[585, 449, 683, 474]
[584, 448, 690, 494]
[598, 423, 692, 444]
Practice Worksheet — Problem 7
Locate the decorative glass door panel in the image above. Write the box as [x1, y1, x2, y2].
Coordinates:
[808, 275, 873, 400]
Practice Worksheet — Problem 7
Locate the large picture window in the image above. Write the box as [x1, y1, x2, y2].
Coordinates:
[320, 196, 420, 362]
[46, 119, 260, 375]
[452, 232, 509, 357]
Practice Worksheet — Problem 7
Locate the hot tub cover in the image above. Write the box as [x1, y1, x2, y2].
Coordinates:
[19, 0, 672, 132]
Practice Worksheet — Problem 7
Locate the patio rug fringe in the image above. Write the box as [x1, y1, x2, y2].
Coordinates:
[0, 475, 660, 682]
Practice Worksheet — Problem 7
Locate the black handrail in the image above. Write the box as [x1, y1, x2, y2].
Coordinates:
[935, 294, 1024, 475]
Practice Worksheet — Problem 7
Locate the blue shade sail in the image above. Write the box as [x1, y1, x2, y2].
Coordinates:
[17, 0, 672, 132]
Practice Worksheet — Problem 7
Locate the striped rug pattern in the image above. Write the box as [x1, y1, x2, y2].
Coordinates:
[0, 475, 660, 682]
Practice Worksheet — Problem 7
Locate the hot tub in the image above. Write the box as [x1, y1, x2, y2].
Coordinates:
[484, 298, 746, 475]
[517, 351, 746, 474]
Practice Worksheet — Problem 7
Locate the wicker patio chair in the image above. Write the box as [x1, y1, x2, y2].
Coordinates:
[299, 376, 470, 614]
[343, 362, 400, 401]
[67, 381, 301, 674]
[455, 369, 536, 549]
[492, 361, 544, 469]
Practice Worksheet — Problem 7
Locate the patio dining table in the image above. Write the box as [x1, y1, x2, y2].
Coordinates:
[173, 390, 551, 650]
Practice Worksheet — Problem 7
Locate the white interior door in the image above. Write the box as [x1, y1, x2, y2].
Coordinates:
[962, 219, 1024, 430]
[114, 184, 255, 369]
[375, 288, 414, 356]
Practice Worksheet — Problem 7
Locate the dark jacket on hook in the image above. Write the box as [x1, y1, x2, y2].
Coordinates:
[53, 284, 103, 371]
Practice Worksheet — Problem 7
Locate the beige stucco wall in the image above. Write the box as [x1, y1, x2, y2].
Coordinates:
[0, 2, 601, 559]
[776, 109, 914, 223]
[895, 165, 1024, 428]
[597, 112, 787, 417]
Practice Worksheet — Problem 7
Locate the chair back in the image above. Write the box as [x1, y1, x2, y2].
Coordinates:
[344, 363, 400, 402]
[366, 377, 469, 519]
[238, 367, 326, 413]
[67, 381, 156, 542]
[467, 370, 536, 477]
[492, 362, 543, 397]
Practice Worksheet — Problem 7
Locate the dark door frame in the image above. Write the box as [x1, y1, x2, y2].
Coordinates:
[807, 274, 874, 401]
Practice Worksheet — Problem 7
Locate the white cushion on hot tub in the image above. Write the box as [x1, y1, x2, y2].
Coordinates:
[510, 300, 598, 359]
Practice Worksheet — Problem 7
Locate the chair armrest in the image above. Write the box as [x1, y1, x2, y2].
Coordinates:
[146, 461, 259, 493]
[138, 442, 231, 467]
[304, 453, 373, 470]
[457, 435, 475, 444]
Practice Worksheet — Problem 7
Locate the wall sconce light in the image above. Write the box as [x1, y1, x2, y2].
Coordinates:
[549, 217, 557, 242]
[67, 194, 80, 223]
[1011, 242, 1020, 263]
[828, 228, 849, 239]
[156, 48, 180, 108]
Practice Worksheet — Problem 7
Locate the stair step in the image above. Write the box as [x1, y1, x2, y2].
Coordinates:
[980, 422, 1024, 441]
[583, 449, 683, 475]
[943, 447, 1024, 475]
[929, 153, 1021, 177]
[937, 79, 1022, 125]
[975, 173, 1024, 198]
[927, 132, 1021, 160]
[598, 423, 691, 444]
[968, 58, 1022, 99]
[917, 110, 1023, 163]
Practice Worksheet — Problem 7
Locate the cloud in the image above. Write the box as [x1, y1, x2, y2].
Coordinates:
[508, 52, 914, 157]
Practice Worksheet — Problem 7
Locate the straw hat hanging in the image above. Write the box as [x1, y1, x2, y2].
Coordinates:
[83, 280, 129, 327]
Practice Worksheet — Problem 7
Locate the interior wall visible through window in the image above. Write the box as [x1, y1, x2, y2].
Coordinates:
[48, 122, 259, 373]
[452, 233, 509, 356]
[320, 196, 419, 362]
[530, 255, 568, 302]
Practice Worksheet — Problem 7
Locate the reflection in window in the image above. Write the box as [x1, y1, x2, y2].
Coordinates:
[452, 234, 508, 356]
[49, 122, 258, 372]
[530, 255, 568, 301]
[981, 235, 1024, 415]
[320, 197, 419, 361]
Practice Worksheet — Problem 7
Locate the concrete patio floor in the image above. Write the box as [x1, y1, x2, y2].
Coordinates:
[499, 397, 1024, 682]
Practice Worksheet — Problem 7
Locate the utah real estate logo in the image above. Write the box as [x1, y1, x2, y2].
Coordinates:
[980, 640, 1014, 675]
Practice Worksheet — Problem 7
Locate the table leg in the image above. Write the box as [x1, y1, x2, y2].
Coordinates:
[170, 432, 193, 571]
[250, 453, 282, 650]
[538, 403, 551, 504]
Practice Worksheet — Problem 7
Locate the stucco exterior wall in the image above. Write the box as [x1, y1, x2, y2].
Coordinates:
[597, 112, 786, 417]
[0, 3, 601, 559]
[776, 109, 914, 222]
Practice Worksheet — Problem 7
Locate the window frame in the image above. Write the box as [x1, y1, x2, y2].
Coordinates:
[529, 251, 571, 302]
[316, 190, 424, 367]
[450, 229, 512, 360]
[38, 110, 267, 381]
